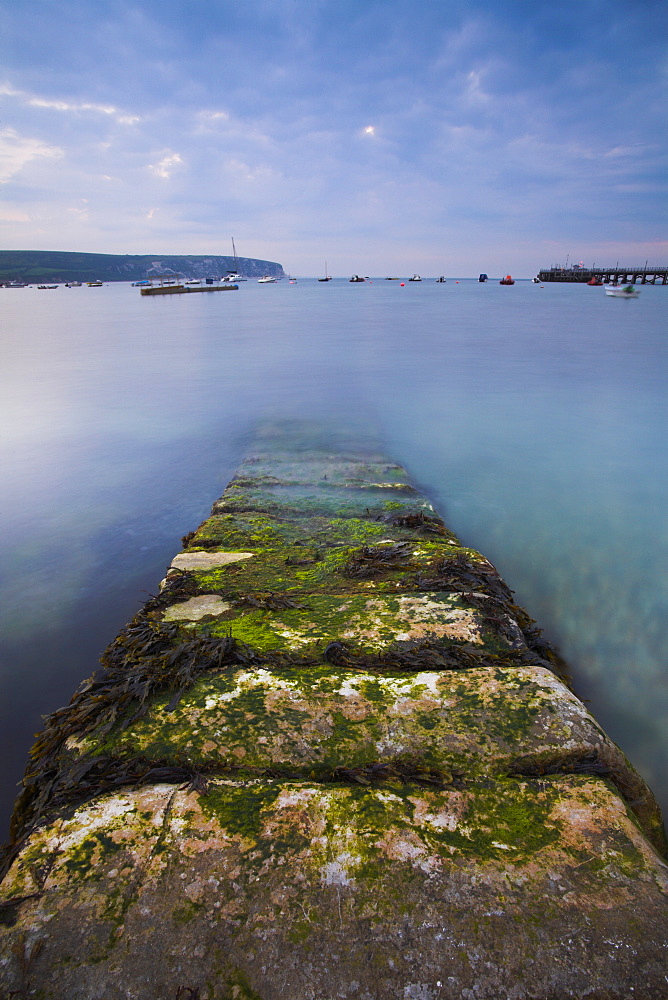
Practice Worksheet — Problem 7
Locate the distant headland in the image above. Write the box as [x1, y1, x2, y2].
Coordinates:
[0, 250, 285, 284]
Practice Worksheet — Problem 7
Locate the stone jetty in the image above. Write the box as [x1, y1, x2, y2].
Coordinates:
[1, 424, 667, 999]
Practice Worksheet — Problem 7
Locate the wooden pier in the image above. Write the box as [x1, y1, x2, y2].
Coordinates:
[537, 265, 668, 284]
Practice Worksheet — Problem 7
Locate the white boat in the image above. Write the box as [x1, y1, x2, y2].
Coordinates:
[226, 238, 247, 281]
[65, 281, 82, 287]
[409, 274, 422, 281]
[605, 284, 640, 298]
[258, 275, 277, 283]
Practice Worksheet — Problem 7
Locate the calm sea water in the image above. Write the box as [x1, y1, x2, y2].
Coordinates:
[1, 277, 666, 833]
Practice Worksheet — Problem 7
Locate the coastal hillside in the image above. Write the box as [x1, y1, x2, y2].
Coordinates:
[0, 250, 285, 283]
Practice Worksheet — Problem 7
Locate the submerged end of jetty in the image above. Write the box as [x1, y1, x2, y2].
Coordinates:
[1, 422, 666, 999]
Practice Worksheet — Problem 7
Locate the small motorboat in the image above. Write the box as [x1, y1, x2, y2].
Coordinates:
[408, 274, 422, 281]
[436, 276, 446, 283]
[258, 275, 277, 283]
[587, 277, 603, 286]
[65, 281, 82, 287]
[478, 273, 488, 282]
[605, 284, 640, 298]
[86, 280, 103, 286]
[37, 284, 58, 289]
[532, 277, 540, 283]
[349, 275, 365, 282]
[499, 275, 515, 285]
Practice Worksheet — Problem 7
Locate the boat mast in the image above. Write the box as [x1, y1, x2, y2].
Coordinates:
[232, 237, 238, 269]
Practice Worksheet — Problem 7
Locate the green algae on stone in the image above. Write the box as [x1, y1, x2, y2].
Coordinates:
[165, 591, 508, 655]
[2, 785, 668, 997]
[212, 483, 436, 520]
[184, 540, 490, 601]
[3, 432, 667, 1000]
[70, 665, 623, 784]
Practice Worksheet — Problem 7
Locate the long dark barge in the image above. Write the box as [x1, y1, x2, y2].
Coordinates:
[140, 281, 238, 295]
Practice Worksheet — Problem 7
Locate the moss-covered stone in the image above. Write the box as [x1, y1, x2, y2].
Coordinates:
[2, 427, 666, 999]
[69, 665, 620, 784]
[1, 778, 667, 999]
[158, 591, 512, 654]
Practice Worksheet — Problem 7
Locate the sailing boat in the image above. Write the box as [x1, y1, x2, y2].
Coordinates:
[224, 238, 247, 282]
[318, 261, 332, 282]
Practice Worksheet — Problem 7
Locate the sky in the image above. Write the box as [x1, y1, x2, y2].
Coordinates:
[1, 0, 666, 276]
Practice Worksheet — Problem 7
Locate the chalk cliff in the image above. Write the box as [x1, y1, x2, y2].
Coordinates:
[0, 250, 285, 284]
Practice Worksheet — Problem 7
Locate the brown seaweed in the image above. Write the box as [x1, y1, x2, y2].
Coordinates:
[341, 541, 414, 579]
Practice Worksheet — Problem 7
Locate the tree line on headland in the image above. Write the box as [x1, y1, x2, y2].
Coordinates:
[0, 250, 285, 284]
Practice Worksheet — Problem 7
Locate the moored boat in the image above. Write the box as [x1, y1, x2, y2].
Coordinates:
[318, 262, 332, 282]
[258, 275, 277, 283]
[436, 276, 446, 283]
[37, 284, 58, 289]
[605, 284, 640, 298]
[499, 274, 515, 285]
[349, 275, 365, 282]
[478, 273, 488, 282]
[226, 238, 247, 281]
[408, 274, 422, 281]
[86, 280, 103, 287]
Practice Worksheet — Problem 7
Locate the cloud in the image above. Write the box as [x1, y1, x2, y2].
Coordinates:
[148, 152, 184, 179]
[0, 1, 665, 271]
[0, 82, 140, 124]
[0, 127, 63, 183]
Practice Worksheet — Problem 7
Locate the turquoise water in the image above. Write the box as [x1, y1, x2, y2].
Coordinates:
[1, 277, 666, 830]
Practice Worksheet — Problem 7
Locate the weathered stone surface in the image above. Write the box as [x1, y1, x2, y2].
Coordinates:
[171, 551, 255, 570]
[2, 426, 666, 998]
[159, 592, 513, 653]
[163, 594, 233, 621]
[68, 665, 630, 781]
[1, 779, 667, 999]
